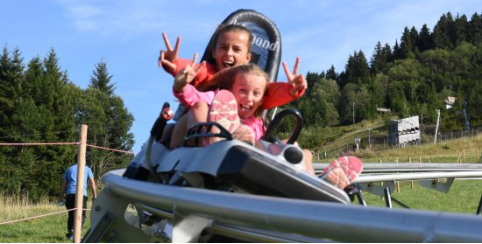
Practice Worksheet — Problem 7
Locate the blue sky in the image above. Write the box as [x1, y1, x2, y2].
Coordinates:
[0, 0, 479, 153]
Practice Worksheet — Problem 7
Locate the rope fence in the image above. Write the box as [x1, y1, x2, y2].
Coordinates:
[0, 124, 134, 242]
[0, 208, 91, 226]
[86, 144, 135, 155]
[0, 142, 80, 146]
[0, 142, 135, 154]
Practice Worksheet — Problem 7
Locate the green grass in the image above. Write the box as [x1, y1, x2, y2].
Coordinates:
[361, 180, 482, 214]
[1, 180, 481, 242]
[0, 195, 91, 243]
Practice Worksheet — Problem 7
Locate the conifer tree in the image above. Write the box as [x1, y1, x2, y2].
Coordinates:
[82, 61, 134, 178]
[344, 51, 370, 85]
[400, 27, 414, 59]
[410, 26, 420, 54]
[370, 41, 391, 75]
[418, 24, 434, 52]
[0, 47, 26, 197]
[468, 13, 482, 45]
[453, 14, 469, 47]
[305, 72, 321, 97]
[433, 13, 454, 49]
[0, 47, 18, 133]
[370, 41, 383, 74]
[392, 39, 403, 60]
[89, 61, 115, 96]
[325, 65, 338, 81]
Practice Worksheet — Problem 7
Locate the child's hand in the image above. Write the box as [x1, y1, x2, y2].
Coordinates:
[174, 53, 203, 93]
[159, 32, 181, 74]
[233, 125, 255, 145]
[282, 57, 307, 96]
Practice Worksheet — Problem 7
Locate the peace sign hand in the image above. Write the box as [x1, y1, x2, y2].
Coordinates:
[282, 57, 307, 96]
[159, 32, 181, 74]
[174, 53, 204, 93]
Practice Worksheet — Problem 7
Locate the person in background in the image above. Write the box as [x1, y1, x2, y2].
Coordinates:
[58, 154, 97, 240]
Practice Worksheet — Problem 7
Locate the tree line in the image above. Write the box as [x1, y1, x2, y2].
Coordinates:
[289, 12, 482, 149]
[0, 47, 134, 202]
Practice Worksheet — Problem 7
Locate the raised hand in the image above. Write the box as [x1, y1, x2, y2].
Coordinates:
[282, 57, 307, 96]
[174, 53, 203, 93]
[159, 32, 181, 74]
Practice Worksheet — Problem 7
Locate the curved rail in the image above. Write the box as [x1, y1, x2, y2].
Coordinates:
[100, 173, 482, 242]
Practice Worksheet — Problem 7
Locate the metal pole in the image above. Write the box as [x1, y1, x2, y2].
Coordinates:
[434, 109, 440, 144]
[477, 195, 482, 215]
[463, 102, 470, 132]
[352, 102, 355, 131]
[409, 157, 414, 189]
[384, 187, 392, 208]
[368, 128, 372, 150]
[395, 158, 400, 193]
[74, 124, 88, 243]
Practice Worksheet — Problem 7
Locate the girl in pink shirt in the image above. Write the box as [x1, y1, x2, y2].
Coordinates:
[169, 56, 363, 189]
[170, 61, 266, 149]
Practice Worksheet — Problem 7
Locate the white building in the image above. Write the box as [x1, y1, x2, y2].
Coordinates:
[388, 116, 421, 146]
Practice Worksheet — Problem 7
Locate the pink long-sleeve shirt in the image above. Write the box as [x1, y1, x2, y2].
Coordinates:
[173, 84, 265, 141]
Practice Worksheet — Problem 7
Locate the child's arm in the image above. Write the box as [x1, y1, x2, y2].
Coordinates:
[173, 54, 214, 106]
[173, 84, 215, 107]
[262, 83, 305, 109]
[261, 57, 307, 109]
[169, 59, 215, 87]
[158, 32, 213, 86]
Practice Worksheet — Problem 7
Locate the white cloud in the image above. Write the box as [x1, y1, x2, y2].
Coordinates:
[51, 0, 220, 41]
[66, 5, 102, 19]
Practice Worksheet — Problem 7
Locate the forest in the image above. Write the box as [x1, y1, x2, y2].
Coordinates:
[290, 12, 482, 132]
[0, 48, 134, 201]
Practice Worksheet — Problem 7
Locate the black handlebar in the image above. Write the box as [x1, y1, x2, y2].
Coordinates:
[263, 109, 303, 145]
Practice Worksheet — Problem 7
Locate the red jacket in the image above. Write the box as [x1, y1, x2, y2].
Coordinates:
[165, 58, 305, 110]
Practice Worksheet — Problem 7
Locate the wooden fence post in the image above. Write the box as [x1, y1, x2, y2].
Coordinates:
[74, 124, 88, 243]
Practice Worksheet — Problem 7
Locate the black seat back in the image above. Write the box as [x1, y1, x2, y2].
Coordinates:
[200, 9, 282, 82]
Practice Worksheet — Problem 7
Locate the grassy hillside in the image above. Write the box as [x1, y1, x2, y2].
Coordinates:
[355, 133, 482, 163]
[307, 118, 482, 163]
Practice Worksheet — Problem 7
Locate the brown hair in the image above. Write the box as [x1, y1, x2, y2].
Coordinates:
[212, 24, 254, 53]
[198, 64, 269, 118]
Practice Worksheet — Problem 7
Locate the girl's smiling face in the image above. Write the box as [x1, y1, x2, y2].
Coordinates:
[231, 73, 266, 119]
[212, 30, 252, 72]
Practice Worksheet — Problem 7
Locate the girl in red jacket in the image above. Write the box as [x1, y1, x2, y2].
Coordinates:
[159, 24, 307, 110]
